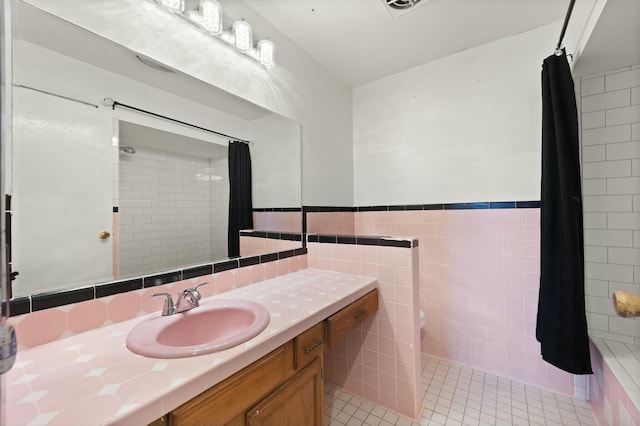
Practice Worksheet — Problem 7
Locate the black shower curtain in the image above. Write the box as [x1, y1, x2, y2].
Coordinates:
[228, 141, 253, 258]
[536, 49, 592, 375]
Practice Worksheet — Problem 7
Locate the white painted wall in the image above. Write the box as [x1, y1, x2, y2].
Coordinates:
[250, 114, 301, 208]
[21, 0, 354, 206]
[353, 23, 559, 206]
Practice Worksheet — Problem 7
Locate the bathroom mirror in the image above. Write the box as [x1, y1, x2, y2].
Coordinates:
[9, 1, 302, 298]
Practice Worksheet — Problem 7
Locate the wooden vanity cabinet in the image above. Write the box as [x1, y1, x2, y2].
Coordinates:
[157, 289, 379, 426]
[166, 323, 324, 426]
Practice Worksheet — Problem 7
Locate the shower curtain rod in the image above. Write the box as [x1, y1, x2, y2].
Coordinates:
[555, 0, 576, 54]
[14, 84, 99, 108]
[104, 98, 253, 146]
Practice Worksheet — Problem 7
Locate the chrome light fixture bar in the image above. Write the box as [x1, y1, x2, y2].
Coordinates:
[154, 0, 275, 69]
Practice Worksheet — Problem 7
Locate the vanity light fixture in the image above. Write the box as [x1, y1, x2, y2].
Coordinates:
[232, 19, 252, 52]
[200, 0, 223, 35]
[257, 39, 275, 69]
[153, 0, 275, 69]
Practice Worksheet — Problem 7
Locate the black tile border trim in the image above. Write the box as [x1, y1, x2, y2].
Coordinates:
[32, 287, 95, 312]
[304, 206, 356, 213]
[96, 278, 143, 298]
[253, 207, 302, 212]
[301, 200, 540, 213]
[9, 248, 308, 317]
[239, 231, 302, 241]
[308, 234, 418, 248]
[4, 296, 30, 317]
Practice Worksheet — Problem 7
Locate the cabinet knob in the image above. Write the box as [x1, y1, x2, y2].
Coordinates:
[99, 231, 111, 240]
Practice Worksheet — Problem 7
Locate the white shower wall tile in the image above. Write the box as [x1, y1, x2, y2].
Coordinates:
[118, 147, 227, 276]
[605, 68, 640, 92]
[582, 124, 632, 146]
[582, 178, 606, 195]
[582, 145, 606, 162]
[581, 89, 631, 113]
[581, 76, 605, 96]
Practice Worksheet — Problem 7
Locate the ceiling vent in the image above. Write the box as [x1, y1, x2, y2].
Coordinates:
[382, 0, 426, 18]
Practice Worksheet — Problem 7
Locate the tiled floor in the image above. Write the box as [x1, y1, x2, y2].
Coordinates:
[324, 355, 597, 426]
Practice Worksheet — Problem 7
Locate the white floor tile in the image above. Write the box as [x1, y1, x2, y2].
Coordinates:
[324, 355, 597, 426]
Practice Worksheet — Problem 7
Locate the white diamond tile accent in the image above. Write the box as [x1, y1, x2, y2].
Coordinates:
[65, 344, 84, 351]
[74, 355, 94, 363]
[18, 391, 47, 403]
[13, 374, 39, 384]
[151, 363, 168, 372]
[84, 368, 107, 377]
[98, 384, 121, 395]
[13, 360, 33, 369]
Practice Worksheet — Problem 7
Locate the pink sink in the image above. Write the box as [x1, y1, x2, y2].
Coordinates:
[126, 299, 270, 359]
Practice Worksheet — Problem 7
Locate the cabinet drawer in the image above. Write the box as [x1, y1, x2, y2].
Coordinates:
[294, 322, 324, 369]
[326, 289, 378, 347]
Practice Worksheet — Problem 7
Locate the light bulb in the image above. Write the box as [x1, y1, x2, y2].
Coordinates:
[257, 39, 275, 68]
[200, 0, 222, 35]
[232, 20, 253, 52]
[156, 0, 184, 13]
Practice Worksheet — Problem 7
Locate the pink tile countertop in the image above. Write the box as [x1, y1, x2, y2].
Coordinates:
[7, 269, 377, 426]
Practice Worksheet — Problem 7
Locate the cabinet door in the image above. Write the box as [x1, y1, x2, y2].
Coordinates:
[246, 357, 322, 426]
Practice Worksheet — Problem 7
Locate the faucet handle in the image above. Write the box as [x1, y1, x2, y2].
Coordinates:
[192, 282, 209, 299]
[152, 293, 175, 316]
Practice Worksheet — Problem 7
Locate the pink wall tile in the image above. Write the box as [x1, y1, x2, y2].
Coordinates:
[68, 299, 108, 334]
[107, 291, 142, 323]
[307, 212, 355, 235]
[312, 241, 422, 420]
[352, 208, 576, 397]
[239, 235, 301, 258]
[253, 211, 302, 233]
[233, 267, 252, 288]
[11, 308, 67, 349]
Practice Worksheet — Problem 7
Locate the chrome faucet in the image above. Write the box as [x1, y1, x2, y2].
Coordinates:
[152, 282, 209, 316]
